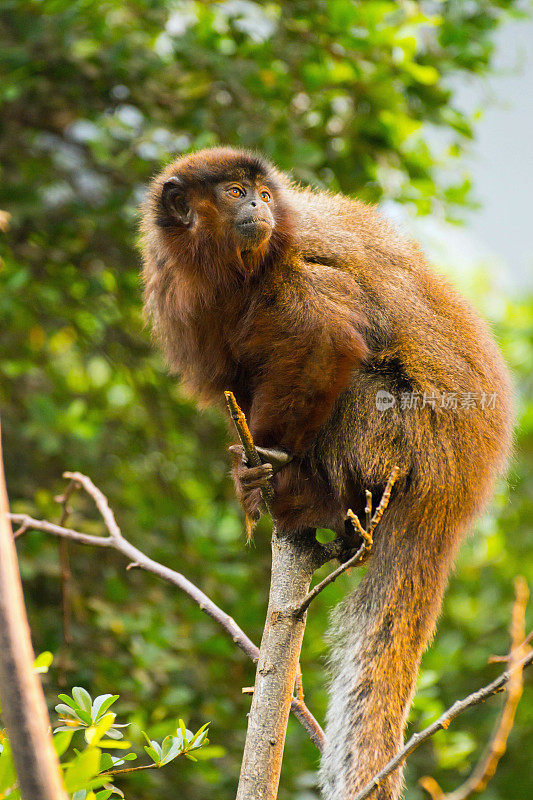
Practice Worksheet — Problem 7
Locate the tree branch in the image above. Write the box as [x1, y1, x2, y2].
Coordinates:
[352, 648, 533, 800]
[294, 538, 369, 618]
[235, 528, 320, 800]
[226, 393, 327, 800]
[225, 390, 274, 509]
[294, 467, 400, 617]
[0, 422, 68, 800]
[9, 472, 325, 752]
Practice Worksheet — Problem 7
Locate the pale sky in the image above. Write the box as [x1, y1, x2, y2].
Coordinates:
[458, 16, 533, 290]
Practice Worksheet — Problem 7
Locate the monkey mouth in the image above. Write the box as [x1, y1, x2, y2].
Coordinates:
[238, 217, 271, 230]
[237, 217, 273, 245]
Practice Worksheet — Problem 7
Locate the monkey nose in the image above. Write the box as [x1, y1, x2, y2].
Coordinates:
[250, 200, 257, 207]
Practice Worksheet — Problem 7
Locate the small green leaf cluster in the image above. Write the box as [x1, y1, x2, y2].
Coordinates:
[0, 665, 210, 800]
[143, 720, 210, 766]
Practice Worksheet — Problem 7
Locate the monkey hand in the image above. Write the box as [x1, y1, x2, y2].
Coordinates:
[229, 445, 273, 523]
[228, 445, 292, 522]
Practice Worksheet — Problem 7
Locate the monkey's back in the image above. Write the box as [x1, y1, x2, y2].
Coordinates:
[289, 186, 513, 528]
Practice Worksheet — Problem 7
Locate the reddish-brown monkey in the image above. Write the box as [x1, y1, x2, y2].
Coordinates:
[140, 147, 513, 800]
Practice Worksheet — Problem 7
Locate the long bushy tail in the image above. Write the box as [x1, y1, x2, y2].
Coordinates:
[320, 518, 460, 800]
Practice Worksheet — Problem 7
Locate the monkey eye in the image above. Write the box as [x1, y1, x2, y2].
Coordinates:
[260, 189, 272, 202]
[228, 185, 245, 198]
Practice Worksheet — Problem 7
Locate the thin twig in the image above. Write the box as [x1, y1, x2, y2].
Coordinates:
[420, 576, 530, 800]
[9, 480, 325, 751]
[294, 538, 368, 617]
[367, 466, 400, 539]
[224, 391, 274, 508]
[488, 630, 533, 663]
[101, 763, 155, 776]
[294, 468, 400, 616]
[365, 489, 372, 531]
[9, 515, 112, 547]
[351, 648, 533, 800]
[63, 471, 122, 539]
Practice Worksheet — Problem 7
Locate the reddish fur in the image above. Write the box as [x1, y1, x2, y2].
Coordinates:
[141, 148, 368, 461]
[140, 147, 513, 800]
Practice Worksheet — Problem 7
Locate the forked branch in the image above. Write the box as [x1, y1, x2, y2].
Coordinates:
[294, 467, 400, 617]
[9, 470, 324, 751]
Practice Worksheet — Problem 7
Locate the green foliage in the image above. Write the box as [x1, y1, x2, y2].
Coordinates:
[0, 1, 531, 798]
[0, 674, 210, 800]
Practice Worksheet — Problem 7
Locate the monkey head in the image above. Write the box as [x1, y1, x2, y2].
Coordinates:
[162, 172, 275, 250]
[148, 147, 293, 276]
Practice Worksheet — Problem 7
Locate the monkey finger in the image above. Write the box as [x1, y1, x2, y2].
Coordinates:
[240, 464, 273, 486]
[242, 476, 273, 490]
[242, 489, 262, 519]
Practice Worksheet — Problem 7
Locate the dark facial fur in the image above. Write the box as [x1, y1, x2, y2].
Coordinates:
[140, 147, 513, 800]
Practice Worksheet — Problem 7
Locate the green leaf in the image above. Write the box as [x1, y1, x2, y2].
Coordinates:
[56, 699, 92, 726]
[143, 745, 160, 765]
[97, 740, 131, 750]
[0, 738, 16, 792]
[99, 753, 114, 773]
[64, 748, 102, 793]
[53, 730, 74, 756]
[85, 713, 116, 746]
[178, 719, 188, 743]
[55, 725, 83, 733]
[160, 736, 181, 764]
[33, 651, 53, 673]
[187, 722, 210, 750]
[72, 687, 93, 713]
[101, 728, 123, 741]
[91, 695, 119, 723]
[57, 694, 79, 711]
[55, 703, 83, 719]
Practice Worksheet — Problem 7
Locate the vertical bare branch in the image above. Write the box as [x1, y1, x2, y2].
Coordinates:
[227, 392, 325, 800]
[235, 531, 319, 800]
[0, 421, 68, 800]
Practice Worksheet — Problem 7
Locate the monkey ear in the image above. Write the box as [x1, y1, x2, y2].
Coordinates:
[161, 177, 194, 227]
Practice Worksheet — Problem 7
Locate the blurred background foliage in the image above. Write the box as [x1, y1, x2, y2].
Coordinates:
[0, 0, 531, 798]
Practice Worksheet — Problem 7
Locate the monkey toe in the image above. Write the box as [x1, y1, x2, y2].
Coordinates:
[240, 464, 273, 488]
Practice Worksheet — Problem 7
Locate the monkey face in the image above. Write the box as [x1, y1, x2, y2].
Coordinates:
[160, 175, 275, 252]
[215, 180, 275, 250]
[151, 148, 294, 276]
